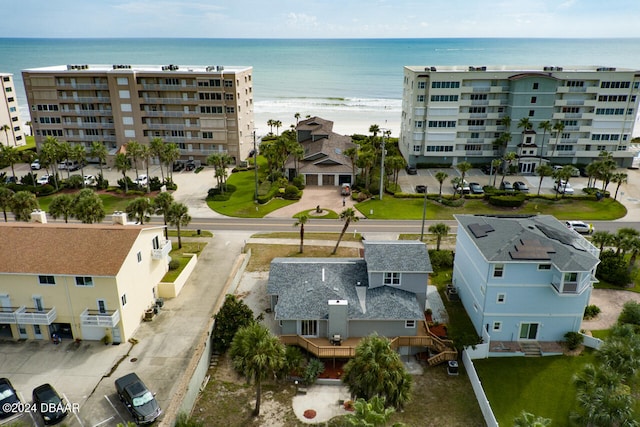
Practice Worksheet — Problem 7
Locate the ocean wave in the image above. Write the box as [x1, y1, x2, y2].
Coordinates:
[255, 97, 402, 113]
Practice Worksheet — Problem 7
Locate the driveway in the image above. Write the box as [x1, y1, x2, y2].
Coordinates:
[581, 288, 640, 331]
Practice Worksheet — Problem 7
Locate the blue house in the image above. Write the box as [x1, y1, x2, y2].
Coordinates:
[452, 215, 600, 346]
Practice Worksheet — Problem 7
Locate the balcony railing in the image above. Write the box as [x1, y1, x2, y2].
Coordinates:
[0, 307, 22, 324]
[151, 240, 172, 260]
[15, 307, 57, 325]
[80, 308, 121, 327]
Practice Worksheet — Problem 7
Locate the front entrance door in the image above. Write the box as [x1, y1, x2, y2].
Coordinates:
[97, 299, 107, 314]
[519, 323, 539, 340]
[17, 324, 27, 339]
[33, 325, 43, 339]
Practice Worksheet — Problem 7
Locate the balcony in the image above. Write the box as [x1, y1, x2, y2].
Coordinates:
[0, 307, 22, 324]
[15, 306, 57, 325]
[80, 308, 121, 328]
[152, 239, 172, 259]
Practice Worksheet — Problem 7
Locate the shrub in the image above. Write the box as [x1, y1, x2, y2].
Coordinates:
[149, 176, 162, 191]
[210, 194, 231, 201]
[168, 259, 180, 270]
[303, 358, 325, 386]
[283, 185, 301, 200]
[564, 331, 584, 350]
[164, 180, 177, 191]
[619, 301, 640, 326]
[66, 175, 84, 189]
[596, 250, 631, 287]
[583, 304, 601, 320]
[37, 184, 56, 196]
[257, 180, 272, 197]
[429, 250, 454, 272]
[487, 194, 526, 207]
[292, 175, 305, 190]
[96, 174, 109, 190]
[117, 176, 135, 191]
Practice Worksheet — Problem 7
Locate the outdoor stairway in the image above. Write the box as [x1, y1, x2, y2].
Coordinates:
[519, 341, 542, 357]
[209, 351, 220, 369]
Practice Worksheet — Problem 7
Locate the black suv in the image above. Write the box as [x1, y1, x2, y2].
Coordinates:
[116, 373, 161, 424]
[0, 378, 20, 419]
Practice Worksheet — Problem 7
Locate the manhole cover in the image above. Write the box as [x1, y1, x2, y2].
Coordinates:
[130, 358, 138, 362]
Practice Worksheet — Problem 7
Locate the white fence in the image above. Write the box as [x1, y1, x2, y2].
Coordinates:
[581, 333, 603, 349]
[462, 350, 499, 427]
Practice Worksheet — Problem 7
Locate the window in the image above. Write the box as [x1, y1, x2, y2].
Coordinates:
[137, 251, 142, 263]
[532, 82, 539, 90]
[384, 272, 400, 285]
[117, 77, 129, 85]
[538, 264, 551, 270]
[528, 110, 535, 117]
[224, 80, 233, 87]
[38, 275, 55, 285]
[75, 276, 94, 287]
[496, 293, 506, 304]
[225, 93, 234, 100]
[564, 272, 578, 282]
[405, 320, 416, 328]
[225, 106, 235, 113]
[413, 145, 421, 152]
[300, 320, 317, 336]
[493, 321, 502, 331]
[121, 294, 127, 306]
[530, 96, 537, 103]
[417, 95, 425, 102]
[493, 264, 504, 278]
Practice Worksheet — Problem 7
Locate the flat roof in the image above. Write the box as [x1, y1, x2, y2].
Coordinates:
[23, 64, 252, 73]
[405, 65, 639, 73]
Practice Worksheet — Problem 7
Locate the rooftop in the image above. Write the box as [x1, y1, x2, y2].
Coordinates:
[405, 65, 639, 73]
[23, 64, 252, 73]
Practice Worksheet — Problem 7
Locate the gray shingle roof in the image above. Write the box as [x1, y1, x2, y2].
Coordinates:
[455, 215, 600, 272]
[267, 258, 423, 321]
[363, 241, 433, 273]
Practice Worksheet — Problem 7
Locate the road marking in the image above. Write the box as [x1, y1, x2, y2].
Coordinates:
[92, 416, 115, 427]
[63, 393, 84, 427]
[103, 395, 127, 425]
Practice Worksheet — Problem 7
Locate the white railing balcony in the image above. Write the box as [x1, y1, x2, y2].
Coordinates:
[152, 239, 172, 259]
[0, 307, 21, 324]
[15, 306, 57, 325]
[80, 308, 121, 327]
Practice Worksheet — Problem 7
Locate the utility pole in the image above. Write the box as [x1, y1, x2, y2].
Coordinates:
[253, 130, 258, 203]
[420, 187, 428, 241]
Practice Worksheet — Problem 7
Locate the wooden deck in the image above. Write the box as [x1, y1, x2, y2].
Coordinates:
[279, 320, 458, 365]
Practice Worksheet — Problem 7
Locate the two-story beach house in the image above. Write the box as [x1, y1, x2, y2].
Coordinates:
[0, 219, 171, 343]
[453, 214, 600, 347]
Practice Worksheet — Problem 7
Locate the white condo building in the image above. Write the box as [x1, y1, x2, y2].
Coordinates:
[400, 65, 640, 171]
[0, 73, 26, 147]
[22, 64, 254, 164]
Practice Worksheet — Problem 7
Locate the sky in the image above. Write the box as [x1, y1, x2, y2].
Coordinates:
[3, 0, 640, 39]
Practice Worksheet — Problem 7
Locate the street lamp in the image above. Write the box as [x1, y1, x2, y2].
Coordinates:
[420, 186, 428, 241]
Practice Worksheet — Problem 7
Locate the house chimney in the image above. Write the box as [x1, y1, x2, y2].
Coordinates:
[30, 210, 47, 223]
[112, 211, 127, 225]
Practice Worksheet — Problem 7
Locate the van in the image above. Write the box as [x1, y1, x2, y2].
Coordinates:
[341, 183, 351, 196]
[58, 160, 81, 171]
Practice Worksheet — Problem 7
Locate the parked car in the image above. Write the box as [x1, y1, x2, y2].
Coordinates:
[58, 160, 81, 171]
[32, 383, 68, 425]
[134, 175, 148, 186]
[115, 373, 161, 425]
[83, 175, 96, 186]
[480, 165, 492, 175]
[0, 378, 20, 419]
[3, 176, 17, 185]
[566, 220, 593, 234]
[37, 175, 51, 186]
[31, 159, 41, 170]
[469, 182, 484, 195]
[341, 183, 351, 196]
[554, 180, 574, 194]
[499, 181, 515, 192]
[172, 162, 185, 172]
[185, 160, 196, 171]
[405, 165, 417, 175]
[453, 179, 470, 194]
[415, 184, 426, 193]
[513, 181, 529, 193]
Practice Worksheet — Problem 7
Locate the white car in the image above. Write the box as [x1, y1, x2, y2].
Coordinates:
[36, 175, 50, 185]
[566, 221, 593, 234]
[134, 174, 148, 186]
[554, 180, 574, 195]
[83, 175, 96, 186]
[30, 159, 41, 170]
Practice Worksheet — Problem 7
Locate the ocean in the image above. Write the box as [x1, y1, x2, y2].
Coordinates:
[1, 38, 640, 136]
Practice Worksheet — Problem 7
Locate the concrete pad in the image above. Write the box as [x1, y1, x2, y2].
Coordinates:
[292, 384, 351, 424]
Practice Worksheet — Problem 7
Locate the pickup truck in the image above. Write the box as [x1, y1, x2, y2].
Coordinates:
[115, 373, 161, 424]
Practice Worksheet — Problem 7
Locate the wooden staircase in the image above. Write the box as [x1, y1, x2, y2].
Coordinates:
[426, 326, 458, 366]
[519, 341, 542, 357]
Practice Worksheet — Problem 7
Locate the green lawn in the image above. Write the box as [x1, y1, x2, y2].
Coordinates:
[37, 191, 144, 213]
[207, 169, 296, 217]
[355, 196, 626, 220]
[474, 352, 597, 426]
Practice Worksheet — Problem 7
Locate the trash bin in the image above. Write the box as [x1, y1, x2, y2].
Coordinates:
[156, 298, 164, 308]
[197, 229, 201, 235]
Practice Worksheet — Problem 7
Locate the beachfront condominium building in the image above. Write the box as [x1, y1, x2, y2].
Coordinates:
[400, 65, 640, 171]
[0, 73, 26, 147]
[22, 64, 253, 164]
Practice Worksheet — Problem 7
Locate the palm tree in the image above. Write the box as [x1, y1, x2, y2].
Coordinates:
[48, 194, 75, 223]
[153, 191, 174, 240]
[513, 411, 552, 427]
[10, 191, 39, 221]
[344, 146, 358, 185]
[294, 214, 309, 253]
[456, 161, 472, 198]
[229, 323, 286, 416]
[1, 145, 20, 180]
[73, 189, 105, 223]
[90, 141, 108, 180]
[342, 334, 413, 409]
[369, 124, 380, 138]
[40, 136, 60, 190]
[500, 152, 517, 186]
[491, 158, 502, 187]
[294, 112, 301, 125]
[611, 172, 628, 200]
[332, 208, 359, 255]
[164, 143, 181, 180]
[1, 124, 10, 145]
[125, 197, 154, 224]
[517, 117, 533, 169]
[535, 164, 554, 196]
[591, 231, 613, 252]
[551, 122, 565, 157]
[274, 120, 282, 136]
[450, 177, 463, 199]
[435, 171, 448, 197]
[553, 165, 576, 199]
[0, 187, 15, 222]
[126, 140, 143, 182]
[115, 152, 131, 192]
[58, 141, 72, 179]
[140, 145, 152, 193]
[21, 150, 37, 187]
[149, 137, 166, 182]
[267, 119, 275, 135]
[167, 202, 191, 249]
[71, 144, 87, 186]
[537, 120, 552, 161]
[429, 223, 450, 251]
[357, 150, 375, 190]
[344, 396, 399, 427]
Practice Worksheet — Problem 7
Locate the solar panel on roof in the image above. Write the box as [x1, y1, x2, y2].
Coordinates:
[468, 223, 495, 238]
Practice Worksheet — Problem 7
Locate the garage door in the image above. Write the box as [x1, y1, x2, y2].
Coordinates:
[338, 175, 351, 185]
[81, 325, 105, 341]
[305, 174, 318, 186]
[322, 175, 335, 186]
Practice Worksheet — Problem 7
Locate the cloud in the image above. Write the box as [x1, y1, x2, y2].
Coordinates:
[286, 12, 318, 28]
[114, 1, 224, 15]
